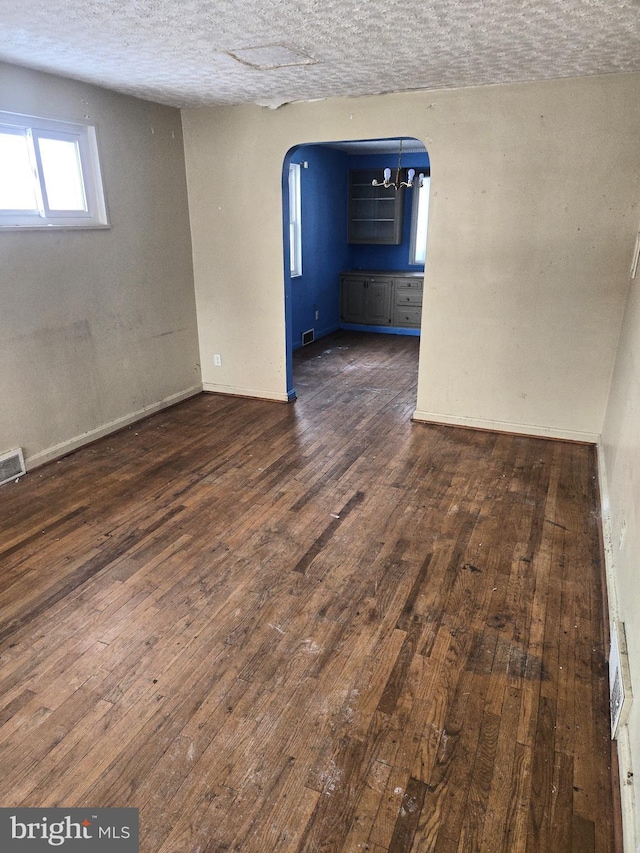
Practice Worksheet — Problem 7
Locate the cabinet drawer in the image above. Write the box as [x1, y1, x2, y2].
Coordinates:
[394, 305, 422, 327]
[395, 287, 422, 306]
[394, 278, 423, 290]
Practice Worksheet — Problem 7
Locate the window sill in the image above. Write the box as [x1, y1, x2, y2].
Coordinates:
[0, 223, 111, 232]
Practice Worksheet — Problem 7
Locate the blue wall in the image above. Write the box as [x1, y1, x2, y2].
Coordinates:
[283, 145, 351, 355]
[347, 151, 430, 272]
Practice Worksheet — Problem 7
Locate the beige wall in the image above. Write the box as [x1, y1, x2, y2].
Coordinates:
[183, 72, 640, 438]
[601, 256, 640, 845]
[0, 63, 200, 467]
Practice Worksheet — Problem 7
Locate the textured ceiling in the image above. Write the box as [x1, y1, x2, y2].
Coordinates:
[0, 0, 639, 108]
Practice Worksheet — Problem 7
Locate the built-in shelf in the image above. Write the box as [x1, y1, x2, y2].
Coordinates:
[348, 170, 404, 244]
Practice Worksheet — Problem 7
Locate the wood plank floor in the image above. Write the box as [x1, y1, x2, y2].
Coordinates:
[0, 331, 616, 852]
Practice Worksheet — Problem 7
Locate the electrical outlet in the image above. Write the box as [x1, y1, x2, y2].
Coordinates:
[315, 310, 319, 320]
[214, 354, 222, 367]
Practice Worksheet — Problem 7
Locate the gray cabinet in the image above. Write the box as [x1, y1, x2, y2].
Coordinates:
[341, 271, 423, 329]
[341, 274, 393, 325]
[348, 170, 404, 245]
[393, 278, 423, 328]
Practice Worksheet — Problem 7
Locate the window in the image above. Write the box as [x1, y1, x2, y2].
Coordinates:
[288, 162, 302, 277]
[0, 111, 108, 229]
[409, 174, 430, 266]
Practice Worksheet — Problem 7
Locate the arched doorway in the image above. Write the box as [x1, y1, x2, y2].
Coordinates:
[282, 137, 430, 401]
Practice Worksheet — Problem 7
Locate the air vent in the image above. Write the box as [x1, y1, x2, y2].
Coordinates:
[0, 448, 26, 487]
[610, 620, 633, 738]
[302, 328, 315, 346]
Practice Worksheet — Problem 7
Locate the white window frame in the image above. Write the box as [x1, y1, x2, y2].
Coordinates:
[409, 174, 430, 266]
[0, 111, 108, 230]
[288, 162, 302, 277]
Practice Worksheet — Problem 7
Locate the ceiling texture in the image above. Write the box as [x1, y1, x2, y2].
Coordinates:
[0, 0, 639, 109]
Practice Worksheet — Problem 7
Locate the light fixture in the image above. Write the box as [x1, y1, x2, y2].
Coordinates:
[372, 140, 424, 190]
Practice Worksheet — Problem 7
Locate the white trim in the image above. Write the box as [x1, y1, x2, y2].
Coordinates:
[597, 440, 638, 853]
[411, 409, 599, 443]
[202, 382, 289, 402]
[24, 385, 202, 470]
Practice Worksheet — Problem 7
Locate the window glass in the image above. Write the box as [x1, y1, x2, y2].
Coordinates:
[409, 176, 430, 266]
[38, 136, 87, 212]
[289, 162, 302, 277]
[0, 131, 39, 211]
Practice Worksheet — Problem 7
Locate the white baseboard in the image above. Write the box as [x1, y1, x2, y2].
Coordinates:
[617, 723, 637, 853]
[597, 440, 637, 853]
[412, 410, 599, 443]
[25, 385, 203, 470]
[202, 382, 289, 403]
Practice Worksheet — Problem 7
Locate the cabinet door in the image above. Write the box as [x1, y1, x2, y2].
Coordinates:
[341, 276, 367, 322]
[365, 278, 392, 325]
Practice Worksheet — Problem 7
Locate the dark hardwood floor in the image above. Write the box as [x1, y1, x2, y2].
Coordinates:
[0, 331, 616, 851]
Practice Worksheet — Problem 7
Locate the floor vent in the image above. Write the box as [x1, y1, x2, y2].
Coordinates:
[0, 448, 26, 487]
[302, 328, 315, 346]
[610, 620, 633, 739]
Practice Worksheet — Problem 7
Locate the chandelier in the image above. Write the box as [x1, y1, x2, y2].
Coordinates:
[372, 140, 425, 190]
